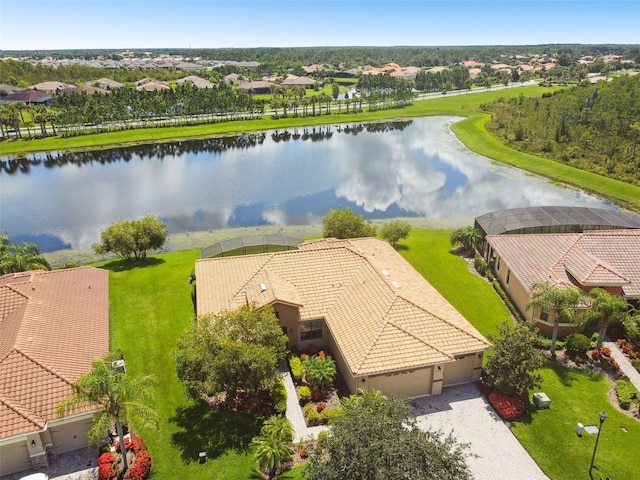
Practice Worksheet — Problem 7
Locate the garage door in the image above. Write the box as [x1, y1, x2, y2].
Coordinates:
[49, 419, 91, 454]
[368, 367, 433, 397]
[443, 355, 474, 386]
[0, 441, 30, 476]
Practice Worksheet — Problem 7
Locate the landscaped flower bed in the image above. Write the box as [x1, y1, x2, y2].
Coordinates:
[98, 435, 152, 480]
[488, 391, 526, 421]
[288, 349, 344, 426]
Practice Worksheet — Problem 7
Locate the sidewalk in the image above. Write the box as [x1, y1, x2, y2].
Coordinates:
[603, 340, 640, 390]
[281, 369, 328, 443]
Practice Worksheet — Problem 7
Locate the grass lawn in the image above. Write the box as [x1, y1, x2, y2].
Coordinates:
[103, 250, 265, 480]
[398, 230, 510, 339]
[512, 361, 640, 480]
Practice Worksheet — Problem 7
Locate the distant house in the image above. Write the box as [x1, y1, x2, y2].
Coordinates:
[195, 238, 491, 398]
[175, 62, 205, 71]
[0, 84, 24, 96]
[2, 90, 51, 105]
[281, 75, 315, 89]
[0, 267, 109, 476]
[486, 230, 640, 336]
[177, 75, 215, 89]
[84, 78, 123, 89]
[223, 73, 241, 84]
[30, 81, 73, 92]
[238, 80, 273, 95]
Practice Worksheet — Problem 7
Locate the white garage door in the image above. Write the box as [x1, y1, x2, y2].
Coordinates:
[443, 355, 474, 386]
[49, 419, 91, 454]
[368, 367, 433, 397]
[0, 441, 30, 476]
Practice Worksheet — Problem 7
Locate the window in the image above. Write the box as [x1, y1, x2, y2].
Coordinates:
[300, 320, 323, 341]
[505, 268, 511, 286]
[496, 256, 501, 272]
[540, 306, 549, 321]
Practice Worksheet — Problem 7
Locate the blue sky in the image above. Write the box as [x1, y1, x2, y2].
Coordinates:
[1, 0, 638, 51]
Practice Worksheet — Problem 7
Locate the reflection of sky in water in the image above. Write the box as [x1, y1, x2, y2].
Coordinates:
[1, 117, 613, 251]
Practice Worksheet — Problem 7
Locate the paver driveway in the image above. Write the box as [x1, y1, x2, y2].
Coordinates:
[413, 383, 550, 480]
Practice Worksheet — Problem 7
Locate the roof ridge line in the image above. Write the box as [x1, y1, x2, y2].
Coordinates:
[574, 245, 631, 283]
[395, 294, 492, 347]
[0, 394, 46, 430]
[548, 233, 584, 284]
[353, 298, 395, 373]
[230, 255, 274, 301]
[13, 347, 74, 386]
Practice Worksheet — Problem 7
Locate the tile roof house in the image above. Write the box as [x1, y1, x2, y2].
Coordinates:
[176, 75, 215, 89]
[195, 238, 491, 398]
[0, 267, 109, 476]
[486, 230, 640, 336]
[2, 90, 52, 105]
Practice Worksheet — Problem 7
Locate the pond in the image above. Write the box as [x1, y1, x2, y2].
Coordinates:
[1, 116, 613, 252]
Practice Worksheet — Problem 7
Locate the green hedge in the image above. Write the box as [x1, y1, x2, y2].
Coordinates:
[615, 379, 638, 410]
[271, 380, 287, 414]
[289, 355, 303, 382]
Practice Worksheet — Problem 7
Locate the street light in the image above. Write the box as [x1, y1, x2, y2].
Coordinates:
[589, 411, 607, 478]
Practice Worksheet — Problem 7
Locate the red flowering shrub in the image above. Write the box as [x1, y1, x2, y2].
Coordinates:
[124, 451, 152, 480]
[97, 453, 117, 480]
[311, 390, 323, 402]
[318, 350, 326, 359]
[114, 436, 132, 452]
[99, 452, 116, 465]
[130, 436, 148, 455]
[316, 401, 327, 413]
[299, 447, 308, 459]
[617, 339, 639, 359]
[488, 391, 526, 421]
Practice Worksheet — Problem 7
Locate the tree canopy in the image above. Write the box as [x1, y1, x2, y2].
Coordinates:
[304, 389, 471, 480]
[449, 226, 483, 255]
[322, 208, 376, 239]
[92, 215, 167, 261]
[0, 232, 51, 274]
[582, 288, 630, 349]
[380, 219, 411, 248]
[175, 305, 288, 406]
[483, 321, 544, 398]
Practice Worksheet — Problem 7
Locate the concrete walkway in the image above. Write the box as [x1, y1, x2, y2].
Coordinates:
[413, 384, 550, 480]
[281, 369, 328, 443]
[604, 340, 640, 389]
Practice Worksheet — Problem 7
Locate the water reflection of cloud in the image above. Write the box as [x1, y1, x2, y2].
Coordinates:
[1, 117, 613, 251]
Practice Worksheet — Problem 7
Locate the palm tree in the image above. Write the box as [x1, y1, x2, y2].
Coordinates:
[57, 353, 158, 473]
[449, 226, 483, 256]
[526, 281, 584, 356]
[251, 416, 293, 479]
[0, 233, 51, 274]
[582, 288, 629, 349]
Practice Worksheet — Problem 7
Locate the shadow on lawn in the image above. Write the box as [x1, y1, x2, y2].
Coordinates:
[546, 359, 603, 387]
[170, 399, 263, 464]
[100, 256, 166, 272]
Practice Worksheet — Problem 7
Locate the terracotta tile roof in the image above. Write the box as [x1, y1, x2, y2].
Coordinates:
[0, 267, 109, 439]
[196, 238, 490, 377]
[487, 230, 640, 297]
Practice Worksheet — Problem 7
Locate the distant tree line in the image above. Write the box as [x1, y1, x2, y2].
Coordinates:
[484, 74, 640, 185]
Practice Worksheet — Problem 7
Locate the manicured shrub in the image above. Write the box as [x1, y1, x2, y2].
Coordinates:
[99, 452, 116, 465]
[632, 359, 640, 374]
[303, 354, 337, 392]
[271, 380, 288, 414]
[289, 355, 303, 382]
[130, 437, 148, 454]
[298, 386, 311, 404]
[615, 379, 638, 410]
[565, 333, 591, 355]
[321, 407, 344, 423]
[304, 403, 323, 426]
[474, 254, 488, 277]
[316, 401, 327, 413]
[98, 452, 117, 480]
[488, 391, 526, 421]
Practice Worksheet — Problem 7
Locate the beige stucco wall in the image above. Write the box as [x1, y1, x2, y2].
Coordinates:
[494, 254, 583, 338]
[0, 439, 30, 476]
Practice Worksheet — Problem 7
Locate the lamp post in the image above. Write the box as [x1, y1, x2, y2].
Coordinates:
[589, 411, 607, 477]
